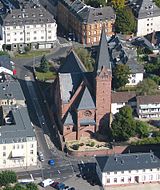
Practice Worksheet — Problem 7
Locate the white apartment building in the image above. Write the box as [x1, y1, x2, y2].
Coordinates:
[0, 75, 37, 169]
[137, 95, 160, 118]
[130, 0, 160, 36]
[96, 153, 160, 187]
[0, 5, 57, 50]
[111, 91, 136, 115]
[0, 106, 37, 169]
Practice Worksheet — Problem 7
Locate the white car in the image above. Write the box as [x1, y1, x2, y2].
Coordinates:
[38, 151, 44, 162]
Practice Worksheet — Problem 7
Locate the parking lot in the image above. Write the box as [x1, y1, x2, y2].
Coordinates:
[38, 175, 101, 190]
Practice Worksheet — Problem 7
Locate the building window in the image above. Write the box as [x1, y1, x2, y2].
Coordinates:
[34, 37, 37, 40]
[21, 145, 24, 149]
[128, 177, 131, 182]
[114, 171, 117, 174]
[27, 32, 30, 35]
[107, 178, 110, 183]
[41, 36, 44, 39]
[41, 24, 44, 27]
[13, 26, 16, 29]
[41, 30, 44, 33]
[121, 177, 124, 182]
[132, 79, 136, 83]
[27, 26, 30, 28]
[7, 33, 10, 36]
[48, 36, 51, 39]
[14, 32, 16, 35]
[129, 170, 131, 173]
[143, 169, 145, 172]
[3, 152, 6, 157]
[48, 24, 51, 27]
[30, 144, 34, 148]
[17, 145, 19, 149]
[149, 175, 153, 180]
[7, 39, 10, 42]
[48, 31, 51, 33]
[27, 38, 30, 41]
[121, 171, 124, 174]
[94, 37, 96, 42]
[88, 31, 91, 36]
[3, 160, 6, 164]
[114, 178, 117, 183]
[94, 31, 96, 35]
[142, 175, 146, 181]
[13, 145, 15, 149]
[6, 27, 10, 30]
[34, 31, 37, 34]
[30, 150, 33, 154]
[3, 146, 6, 150]
[107, 172, 110, 175]
[20, 32, 23, 35]
[14, 38, 17, 41]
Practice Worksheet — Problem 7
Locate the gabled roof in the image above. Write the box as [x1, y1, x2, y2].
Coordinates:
[95, 27, 111, 74]
[77, 86, 95, 110]
[63, 112, 74, 125]
[96, 152, 160, 173]
[58, 50, 86, 73]
[130, 0, 160, 19]
[137, 95, 160, 105]
[111, 91, 136, 103]
[0, 55, 12, 71]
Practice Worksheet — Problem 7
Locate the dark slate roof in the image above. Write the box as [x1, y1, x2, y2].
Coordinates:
[3, 5, 56, 26]
[0, 80, 25, 100]
[126, 58, 144, 74]
[61, 0, 115, 24]
[80, 118, 96, 125]
[111, 91, 136, 103]
[0, 55, 12, 71]
[96, 153, 160, 172]
[59, 72, 83, 103]
[77, 86, 95, 110]
[129, 0, 160, 19]
[58, 50, 86, 73]
[0, 106, 35, 144]
[95, 28, 111, 74]
[137, 95, 160, 105]
[63, 112, 74, 125]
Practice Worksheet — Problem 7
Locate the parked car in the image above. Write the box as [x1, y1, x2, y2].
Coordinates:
[38, 151, 44, 162]
[51, 181, 59, 188]
[41, 179, 54, 187]
[56, 182, 65, 190]
[48, 159, 55, 166]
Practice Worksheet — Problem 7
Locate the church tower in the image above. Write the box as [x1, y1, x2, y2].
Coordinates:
[95, 28, 112, 131]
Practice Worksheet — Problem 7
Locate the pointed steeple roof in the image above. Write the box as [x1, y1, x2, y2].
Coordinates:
[59, 50, 86, 73]
[77, 86, 95, 110]
[95, 27, 111, 74]
[63, 112, 74, 125]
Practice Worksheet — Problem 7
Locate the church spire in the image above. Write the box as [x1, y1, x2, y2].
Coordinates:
[95, 27, 111, 74]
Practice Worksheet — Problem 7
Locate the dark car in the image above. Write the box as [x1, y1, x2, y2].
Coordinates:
[51, 181, 59, 188]
[69, 188, 75, 190]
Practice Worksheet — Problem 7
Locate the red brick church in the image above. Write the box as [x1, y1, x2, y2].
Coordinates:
[54, 29, 112, 141]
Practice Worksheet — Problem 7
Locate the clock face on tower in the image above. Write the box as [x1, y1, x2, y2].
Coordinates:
[84, 110, 92, 117]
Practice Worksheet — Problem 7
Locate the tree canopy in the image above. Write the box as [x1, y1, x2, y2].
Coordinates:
[74, 48, 95, 72]
[109, 0, 126, 9]
[136, 78, 158, 95]
[40, 55, 49, 73]
[115, 7, 136, 34]
[111, 106, 136, 141]
[154, 0, 160, 7]
[85, 0, 106, 7]
[112, 64, 131, 89]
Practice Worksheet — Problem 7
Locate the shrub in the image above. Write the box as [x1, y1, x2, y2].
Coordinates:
[72, 144, 79, 150]
[90, 141, 95, 147]
[79, 143, 84, 146]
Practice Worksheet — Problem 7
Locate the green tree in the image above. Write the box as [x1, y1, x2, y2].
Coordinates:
[3, 186, 14, 190]
[40, 55, 49, 73]
[135, 121, 149, 138]
[0, 171, 17, 187]
[74, 48, 95, 72]
[85, 0, 106, 7]
[115, 7, 136, 34]
[13, 184, 26, 190]
[111, 106, 136, 141]
[136, 78, 158, 95]
[111, 0, 125, 9]
[112, 64, 131, 89]
[26, 183, 38, 190]
[154, 0, 160, 7]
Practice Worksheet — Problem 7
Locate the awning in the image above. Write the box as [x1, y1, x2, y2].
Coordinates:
[11, 150, 25, 159]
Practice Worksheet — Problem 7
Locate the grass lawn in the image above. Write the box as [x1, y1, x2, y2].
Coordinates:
[14, 50, 51, 58]
[35, 70, 57, 81]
